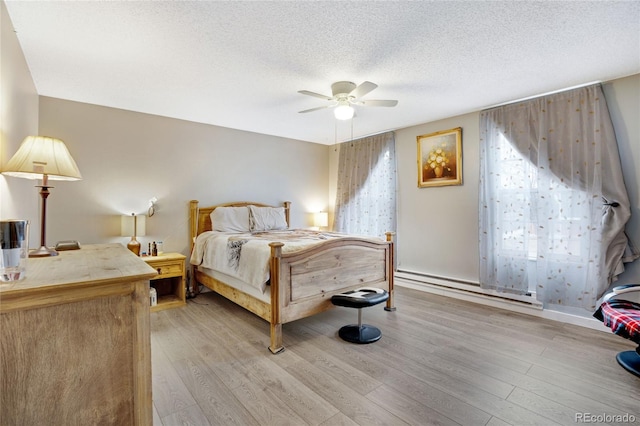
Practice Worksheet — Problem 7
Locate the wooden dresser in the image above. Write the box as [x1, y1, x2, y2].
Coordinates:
[0, 244, 157, 425]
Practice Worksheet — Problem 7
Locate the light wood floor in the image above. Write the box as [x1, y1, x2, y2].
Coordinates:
[150, 286, 639, 426]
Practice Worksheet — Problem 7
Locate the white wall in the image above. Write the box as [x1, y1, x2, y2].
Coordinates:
[34, 97, 330, 255]
[394, 74, 640, 289]
[0, 1, 39, 222]
[395, 113, 480, 283]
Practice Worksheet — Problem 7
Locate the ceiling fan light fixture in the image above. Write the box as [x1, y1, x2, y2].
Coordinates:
[298, 80, 396, 119]
[334, 103, 354, 120]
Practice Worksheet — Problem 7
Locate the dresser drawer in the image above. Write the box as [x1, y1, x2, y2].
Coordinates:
[149, 261, 183, 279]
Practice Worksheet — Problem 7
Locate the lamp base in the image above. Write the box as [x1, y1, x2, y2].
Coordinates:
[29, 245, 59, 258]
[127, 237, 141, 256]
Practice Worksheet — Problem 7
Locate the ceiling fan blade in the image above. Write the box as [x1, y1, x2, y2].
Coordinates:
[360, 99, 398, 107]
[298, 105, 331, 114]
[298, 90, 333, 100]
[350, 81, 378, 99]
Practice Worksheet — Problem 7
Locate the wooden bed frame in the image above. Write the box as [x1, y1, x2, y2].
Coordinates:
[189, 200, 395, 353]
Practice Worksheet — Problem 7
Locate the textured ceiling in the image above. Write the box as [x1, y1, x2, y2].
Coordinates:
[5, 1, 640, 145]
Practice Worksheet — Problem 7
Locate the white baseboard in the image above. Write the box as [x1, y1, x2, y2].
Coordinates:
[394, 271, 611, 333]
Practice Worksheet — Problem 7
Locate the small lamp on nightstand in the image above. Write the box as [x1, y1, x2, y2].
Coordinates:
[314, 211, 328, 230]
[121, 214, 146, 255]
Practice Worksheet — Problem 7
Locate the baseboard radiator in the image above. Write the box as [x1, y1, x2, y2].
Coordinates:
[394, 269, 543, 311]
[394, 269, 610, 332]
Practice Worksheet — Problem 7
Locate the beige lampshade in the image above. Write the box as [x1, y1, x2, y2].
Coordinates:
[121, 214, 146, 237]
[2, 136, 82, 181]
[314, 211, 328, 228]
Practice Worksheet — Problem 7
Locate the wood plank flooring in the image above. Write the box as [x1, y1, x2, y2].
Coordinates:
[150, 286, 639, 426]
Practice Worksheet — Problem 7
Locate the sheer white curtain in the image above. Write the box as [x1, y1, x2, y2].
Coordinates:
[334, 131, 396, 238]
[479, 84, 638, 310]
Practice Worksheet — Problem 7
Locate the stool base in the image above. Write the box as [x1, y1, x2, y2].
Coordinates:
[338, 324, 382, 344]
[616, 350, 640, 378]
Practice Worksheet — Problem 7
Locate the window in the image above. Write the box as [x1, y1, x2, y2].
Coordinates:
[333, 132, 396, 238]
[479, 84, 635, 311]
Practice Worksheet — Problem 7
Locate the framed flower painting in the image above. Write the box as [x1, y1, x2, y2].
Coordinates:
[417, 127, 462, 188]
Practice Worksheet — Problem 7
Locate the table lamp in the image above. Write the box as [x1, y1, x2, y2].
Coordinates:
[2, 136, 82, 257]
[121, 214, 146, 255]
[314, 211, 328, 229]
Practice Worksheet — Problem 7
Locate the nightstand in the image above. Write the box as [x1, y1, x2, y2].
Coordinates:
[143, 252, 186, 312]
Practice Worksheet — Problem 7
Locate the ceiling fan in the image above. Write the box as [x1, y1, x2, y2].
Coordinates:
[298, 81, 398, 120]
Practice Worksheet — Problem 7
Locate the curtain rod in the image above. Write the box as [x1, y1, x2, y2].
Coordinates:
[482, 80, 601, 111]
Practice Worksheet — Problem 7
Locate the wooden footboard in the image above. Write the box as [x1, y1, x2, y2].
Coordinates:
[267, 234, 394, 353]
[189, 200, 394, 353]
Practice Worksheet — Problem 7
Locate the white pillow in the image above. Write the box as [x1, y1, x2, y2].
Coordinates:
[210, 206, 250, 232]
[248, 205, 288, 232]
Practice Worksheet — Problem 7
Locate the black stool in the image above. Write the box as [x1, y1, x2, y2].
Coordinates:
[331, 287, 389, 344]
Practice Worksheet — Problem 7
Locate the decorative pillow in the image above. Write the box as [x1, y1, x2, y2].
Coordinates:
[210, 206, 250, 232]
[248, 205, 288, 232]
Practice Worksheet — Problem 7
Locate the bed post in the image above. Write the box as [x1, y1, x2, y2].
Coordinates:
[283, 201, 291, 227]
[189, 200, 199, 253]
[385, 232, 396, 312]
[189, 200, 200, 296]
[268, 242, 285, 354]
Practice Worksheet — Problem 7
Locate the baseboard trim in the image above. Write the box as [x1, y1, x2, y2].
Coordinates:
[394, 271, 610, 333]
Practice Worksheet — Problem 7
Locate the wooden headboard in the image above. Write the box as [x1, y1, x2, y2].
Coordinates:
[189, 200, 291, 251]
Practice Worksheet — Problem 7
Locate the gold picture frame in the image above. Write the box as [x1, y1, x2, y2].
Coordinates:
[417, 127, 462, 188]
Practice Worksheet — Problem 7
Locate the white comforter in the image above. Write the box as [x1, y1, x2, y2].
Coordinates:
[190, 230, 347, 293]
